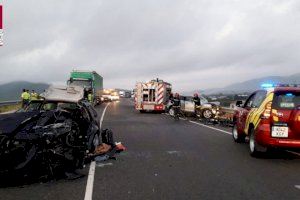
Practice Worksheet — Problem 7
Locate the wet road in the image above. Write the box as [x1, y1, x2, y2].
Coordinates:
[1, 98, 300, 200]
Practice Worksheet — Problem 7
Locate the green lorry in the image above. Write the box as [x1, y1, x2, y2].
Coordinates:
[67, 70, 103, 104]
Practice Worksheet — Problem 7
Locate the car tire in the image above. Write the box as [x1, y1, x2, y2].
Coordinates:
[249, 128, 266, 157]
[169, 108, 175, 116]
[232, 124, 245, 143]
[202, 109, 213, 119]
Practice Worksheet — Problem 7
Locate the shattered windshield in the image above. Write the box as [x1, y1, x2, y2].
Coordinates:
[69, 80, 92, 89]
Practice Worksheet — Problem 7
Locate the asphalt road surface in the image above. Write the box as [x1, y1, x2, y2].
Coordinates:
[1, 98, 300, 200]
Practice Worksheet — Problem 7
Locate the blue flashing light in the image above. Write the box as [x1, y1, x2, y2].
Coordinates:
[286, 93, 294, 97]
[261, 83, 274, 89]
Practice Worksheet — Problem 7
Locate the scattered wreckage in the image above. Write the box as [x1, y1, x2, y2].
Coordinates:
[168, 96, 221, 120]
[167, 95, 236, 126]
[0, 86, 104, 180]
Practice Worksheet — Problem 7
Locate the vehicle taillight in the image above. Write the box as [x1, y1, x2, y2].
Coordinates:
[261, 101, 272, 119]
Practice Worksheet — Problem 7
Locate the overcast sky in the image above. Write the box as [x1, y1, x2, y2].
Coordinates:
[0, 0, 300, 92]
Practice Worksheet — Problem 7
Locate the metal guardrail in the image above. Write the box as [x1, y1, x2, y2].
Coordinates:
[0, 100, 21, 106]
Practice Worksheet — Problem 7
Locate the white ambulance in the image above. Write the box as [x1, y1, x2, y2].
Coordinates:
[135, 79, 172, 112]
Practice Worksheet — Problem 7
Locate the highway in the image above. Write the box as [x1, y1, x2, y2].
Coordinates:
[1, 98, 300, 200]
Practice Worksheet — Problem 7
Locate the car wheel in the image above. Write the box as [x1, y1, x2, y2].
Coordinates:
[232, 124, 245, 143]
[202, 109, 213, 119]
[169, 108, 174, 116]
[249, 128, 266, 157]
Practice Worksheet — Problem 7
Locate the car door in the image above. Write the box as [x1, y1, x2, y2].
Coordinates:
[239, 92, 256, 134]
[185, 97, 195, 113]
[240, 90, 267, 134]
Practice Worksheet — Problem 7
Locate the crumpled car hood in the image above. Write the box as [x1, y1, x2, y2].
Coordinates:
[0, 112, 39, 136]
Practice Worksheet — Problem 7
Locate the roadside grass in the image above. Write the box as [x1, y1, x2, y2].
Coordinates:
[0, 104, 21, 113]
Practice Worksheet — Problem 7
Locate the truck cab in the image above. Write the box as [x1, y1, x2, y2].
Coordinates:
[67, 70, 103, 105]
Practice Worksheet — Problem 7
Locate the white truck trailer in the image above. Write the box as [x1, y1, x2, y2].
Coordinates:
[135, 79, 172, 112]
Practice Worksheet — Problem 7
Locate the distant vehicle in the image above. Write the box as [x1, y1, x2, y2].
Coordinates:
[110, 91, 120, 101]
[135, 78, 172, 113]
[118, 90, 131, 98]
[125, 91, 131, 98]
[119, 91, 125, 97]
[0, 86, 101, 178]
[233, 84, 300, 156]
[102, 89, 119, 102]
[67, 70, 103, 105]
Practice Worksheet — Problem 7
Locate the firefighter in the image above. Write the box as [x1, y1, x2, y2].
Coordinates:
[193, 93, 201, 106]
[171, 93, 181, 117]
[169, 92, 174, 101]
[30, 90, 39, 100]
[21, 89, 30, 108]
[172, 93, 180, 106]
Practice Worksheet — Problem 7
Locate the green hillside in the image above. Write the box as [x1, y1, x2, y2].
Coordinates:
[0, 81, 50, 101]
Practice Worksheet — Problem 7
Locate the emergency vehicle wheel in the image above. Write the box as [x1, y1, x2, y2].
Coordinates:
[232, 124, 245, 143]
[249, 128, 266, 157]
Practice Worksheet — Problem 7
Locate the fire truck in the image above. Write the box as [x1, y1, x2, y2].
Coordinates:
[135, 79, 172, 112]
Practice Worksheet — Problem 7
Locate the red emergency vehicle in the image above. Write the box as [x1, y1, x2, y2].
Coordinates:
[233, 84, 300, 156]
[135, 79, 172, 112]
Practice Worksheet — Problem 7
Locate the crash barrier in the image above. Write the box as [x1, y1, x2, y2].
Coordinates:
[0, 100, 21, 106]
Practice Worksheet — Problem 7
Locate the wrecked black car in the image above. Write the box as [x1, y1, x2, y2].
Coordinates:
[0, 86, 101, 179]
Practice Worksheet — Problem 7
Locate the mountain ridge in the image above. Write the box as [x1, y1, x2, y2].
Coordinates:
[192, 73, 300, 95]
[0, 81, 50, 101]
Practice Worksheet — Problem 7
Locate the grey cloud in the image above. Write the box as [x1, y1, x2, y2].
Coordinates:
[0, 0, 300, 91]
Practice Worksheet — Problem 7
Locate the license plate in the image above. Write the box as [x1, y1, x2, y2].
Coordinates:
[143, 104, 154, 110]
[271, 126, 288, 138]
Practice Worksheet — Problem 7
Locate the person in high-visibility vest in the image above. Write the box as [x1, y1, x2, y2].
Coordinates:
[88, 93, 93, 103]
[21, 89, 30, 108]
[30, 90, 39, 101]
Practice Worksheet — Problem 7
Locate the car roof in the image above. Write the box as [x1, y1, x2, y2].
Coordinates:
[255, 86, 300, 95]
[274, 87, 300, 92]
[40, 85, 84, 103]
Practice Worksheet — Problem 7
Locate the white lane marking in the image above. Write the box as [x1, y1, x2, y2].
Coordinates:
[189, 120, 232, 135]
[84, 103, 110, 200]
[189, 120, 300, 158]
[84, 161, 96, 200]
[286, 150, 300, 157]
[100, 103, 110, 129]
[97, 162, 113, 168]
[294, 185, 300, 189]
[167, 150, 180, 154]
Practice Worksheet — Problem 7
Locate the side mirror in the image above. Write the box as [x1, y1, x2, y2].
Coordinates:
[236, 100, 243, 107]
